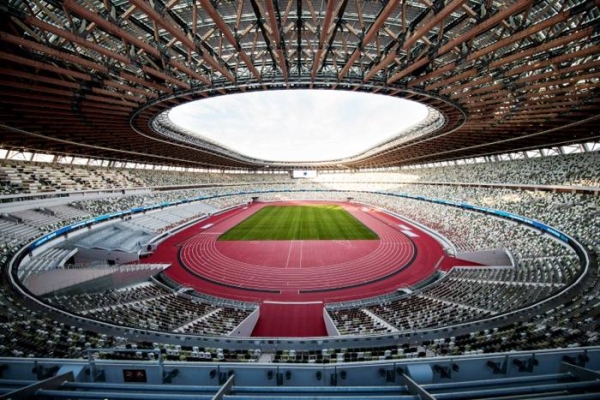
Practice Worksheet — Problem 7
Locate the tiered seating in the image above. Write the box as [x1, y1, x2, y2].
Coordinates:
[9, 210, 60, 228]
[120, 202, 213, 233]
[273, 345, 425, 363]
[0, 164, 23, 195]
[61, 165, 144, 190]
[0, 160, 294, 196]
[132, 343, 262, 362]
[0, 219, 41, 247]
[428, 318, 593, 356]
[451, 256, 580, 287]
[1, 151, 598, 198]
[43, 204, 92, 221]
[0, 161, 146, 195]
[330, 258, 579, 335]
[17, 247, 75, 280]
[80, 293, 217, 332]
[347, 185, 598, 259]
[69, 189, 201, 216]
[44, 282, 172, 312]
[311, 153, 600, 187]
[422, 278, 554, 314]
[322, 192, 584, 334]
[404, 151, 600, 186]
[0, 152, 598, 362]
[328, 308, 396, 335]
[130, 169, 292, 187]
[178, 307, 254, 336]
[0, 162, 67, 194]
[75, 224, 153, 252]
[0, 317, 117, 358]
[365, 295, 491, 332]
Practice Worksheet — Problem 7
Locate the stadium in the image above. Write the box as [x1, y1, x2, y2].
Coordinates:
[0, 0, 599, 398]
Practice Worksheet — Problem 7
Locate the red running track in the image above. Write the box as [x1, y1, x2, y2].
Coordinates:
[179, 202, 414, 292]
[143, 201, 478, 336]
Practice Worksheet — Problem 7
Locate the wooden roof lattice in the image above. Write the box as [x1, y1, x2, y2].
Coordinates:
[0, 0, 598, 169]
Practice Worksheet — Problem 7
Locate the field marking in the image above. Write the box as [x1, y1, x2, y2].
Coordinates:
[399, 224, 412, 230]
[263, 300, 323, 305]
[401, 230, 419, 238]
[284, 241, 293, 269]
[201, 223, 214, 229]
[333, 240, 352, 248]
[299, 240, 304, 268]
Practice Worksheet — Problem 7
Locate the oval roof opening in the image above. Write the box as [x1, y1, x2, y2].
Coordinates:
[168, 90, 429, 163]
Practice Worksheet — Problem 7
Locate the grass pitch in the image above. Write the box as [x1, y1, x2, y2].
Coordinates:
[218, 205, 379, 241]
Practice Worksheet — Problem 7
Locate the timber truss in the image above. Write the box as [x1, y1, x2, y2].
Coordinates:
[0, 0, 599, 169]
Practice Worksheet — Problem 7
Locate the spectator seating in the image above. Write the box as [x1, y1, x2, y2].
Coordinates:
[1, 152, 597, 198]
[17, 247, 76, 280]
[0, 154, 598, 362]
[45, 282, 255, 335]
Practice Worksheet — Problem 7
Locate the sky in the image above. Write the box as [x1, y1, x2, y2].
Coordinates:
[169, 89, 429, 162]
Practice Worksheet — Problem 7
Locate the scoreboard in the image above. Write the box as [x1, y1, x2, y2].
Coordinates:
[292, 170, 317, 179]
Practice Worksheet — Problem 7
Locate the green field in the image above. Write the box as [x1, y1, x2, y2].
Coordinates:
[218, 205, 379, 241]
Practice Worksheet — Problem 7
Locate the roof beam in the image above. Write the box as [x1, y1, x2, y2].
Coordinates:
[403, 0, 468, 50]
[263, 0, 288, 80]
[311, 0, 338, 79]
[0, 32, 109, 73]
[296, 0, 302, 74]
[0, 51, 91, 81]
[387, 0, 534, 84]
[23, 15, 130, 65]
[125, 0, 235, 83]
[407, 7, 577, 87]
[320, 0, 349, 72]
[338, 0, 398, 79]
[197, 0, 261, 81]
[441, 28, 596, 96]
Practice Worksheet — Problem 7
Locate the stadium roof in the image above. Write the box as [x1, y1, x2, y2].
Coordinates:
[0, 0, 599, 170]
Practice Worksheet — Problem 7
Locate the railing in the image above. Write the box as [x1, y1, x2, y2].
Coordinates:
[0, 346, 598, 386]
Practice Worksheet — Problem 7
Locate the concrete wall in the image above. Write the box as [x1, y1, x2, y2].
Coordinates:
[229, 308, 260, 337]
[74, 247, 139, 265]
[456, 249, 512, 266]
[323, 309, 340, 336]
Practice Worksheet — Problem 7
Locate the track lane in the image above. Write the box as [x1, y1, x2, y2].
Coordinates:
[179, 202, 415, 291]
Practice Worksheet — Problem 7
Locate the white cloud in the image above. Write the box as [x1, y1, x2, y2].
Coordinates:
[169, 90, 429, 162]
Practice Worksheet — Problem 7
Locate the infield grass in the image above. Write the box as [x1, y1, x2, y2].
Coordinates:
[218, 205, 378, 241]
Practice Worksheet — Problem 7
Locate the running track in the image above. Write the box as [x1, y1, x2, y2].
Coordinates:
[146, 201, 473, 303]
[180, 202, 414, 292]
[141, 201, 481, 336]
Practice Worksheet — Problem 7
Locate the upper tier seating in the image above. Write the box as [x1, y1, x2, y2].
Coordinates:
[1, 152, 598, 197]
[315, 152, 600, 187]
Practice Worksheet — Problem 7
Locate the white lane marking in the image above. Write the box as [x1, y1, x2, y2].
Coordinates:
[284, 241, 293, 268]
